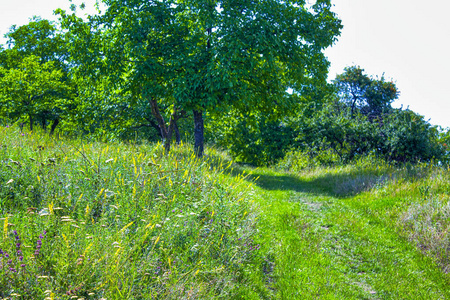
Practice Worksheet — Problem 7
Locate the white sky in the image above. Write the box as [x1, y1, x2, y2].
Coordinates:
[1, 0, 449, 128]
[325, 0, 450, 128]
[0, 0, 100, 41]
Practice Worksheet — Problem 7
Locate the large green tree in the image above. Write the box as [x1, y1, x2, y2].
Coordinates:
[0, 55, 69, 131]
[0, 18, 74, 132]
[60, 0, 341, 156]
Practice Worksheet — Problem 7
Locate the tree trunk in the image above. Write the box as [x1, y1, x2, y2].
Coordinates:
[149, 97, 168, 140]
[50, 118, 60, 135]
[42, 117, 47, 131]
[174, 120, 181, 145]
[193, 110, 204, 157]
[164, 109, 177, 154]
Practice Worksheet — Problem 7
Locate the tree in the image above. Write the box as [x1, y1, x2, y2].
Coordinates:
[0, 55, 69, 131]
[0, 18, 74, 133]
[290, 94, 445, 164]
[4, 17, 68, 65]
[58, 2, 188, 151]
[59, 0, 342, 156]
[334, 66, 399, 119]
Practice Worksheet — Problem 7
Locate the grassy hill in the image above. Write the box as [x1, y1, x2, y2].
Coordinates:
[1, 127, 450, 299]
[0, 127, 262, 299]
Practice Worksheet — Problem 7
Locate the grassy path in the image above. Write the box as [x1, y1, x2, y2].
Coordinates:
[240, 167, 450, 299]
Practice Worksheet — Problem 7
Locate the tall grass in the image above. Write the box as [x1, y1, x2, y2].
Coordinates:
[0, 127, 261, 299]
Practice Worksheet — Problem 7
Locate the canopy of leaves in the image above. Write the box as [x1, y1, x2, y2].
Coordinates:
[3, 17, 68, 67]
[107, 0, 339, 106]
[58, 0, 342, 142]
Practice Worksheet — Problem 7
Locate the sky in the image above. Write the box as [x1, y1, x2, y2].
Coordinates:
[1, 0, 449, 128]
[324, 0, 450, 128]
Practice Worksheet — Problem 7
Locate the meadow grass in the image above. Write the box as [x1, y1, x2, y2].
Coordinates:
[245, 155, 450, 299]
[3, 126, 450, 299]
[0, 127, 266, 299]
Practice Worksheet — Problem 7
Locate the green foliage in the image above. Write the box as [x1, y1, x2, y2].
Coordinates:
[283, 67, 445, 166]
[209, 112, 295, 166]
[4, 17, 68, 66]
[0, 18, 75, 132]
[208, 82, 335, 166]
[294, 102, 379, 162]
[291, 104, 446, 165]
[379, 109, 445, 162]
[0, 55, 70, 130]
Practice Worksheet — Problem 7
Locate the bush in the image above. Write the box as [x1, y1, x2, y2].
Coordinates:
[209, 114, 295, 166]
[379, 109, 445, 162]
[291, 103, 446, 165]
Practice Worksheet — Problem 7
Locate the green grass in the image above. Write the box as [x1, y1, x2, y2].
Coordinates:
[240, 159, 450, 299]
[2, 127, 450, 299]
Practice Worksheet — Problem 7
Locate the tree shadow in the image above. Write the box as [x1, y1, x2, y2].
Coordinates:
[244, 173, 327, 194]
[203, 153, 396, 199]
[231, 164, 394, 199]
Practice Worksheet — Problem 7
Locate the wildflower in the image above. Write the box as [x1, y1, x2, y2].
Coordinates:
[34, 230, 46, 257]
